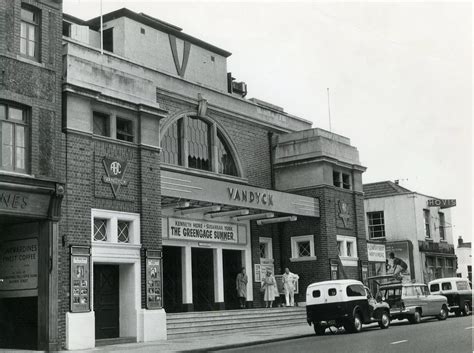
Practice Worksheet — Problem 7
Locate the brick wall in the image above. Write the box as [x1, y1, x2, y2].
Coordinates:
[0, 1, 65, 349]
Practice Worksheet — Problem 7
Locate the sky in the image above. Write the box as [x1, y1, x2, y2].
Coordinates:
[63, 1, 472, 244]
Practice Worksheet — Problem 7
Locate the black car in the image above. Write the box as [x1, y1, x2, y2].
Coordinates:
[306, 279, 390, 334]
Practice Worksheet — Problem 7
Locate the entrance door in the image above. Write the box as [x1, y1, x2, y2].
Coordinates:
[94, 265, 119, 339]
[0, 297, 37, 349]
[223, 250, 243, 310]
[163, 246, 183, 313]
[192, 248, 214, 311]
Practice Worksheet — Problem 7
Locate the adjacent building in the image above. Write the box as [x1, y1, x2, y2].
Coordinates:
[1, 3, 370, 351]
[456, 236, 471, 281]
[0, 0, 65, 350]
[363, 181, 457, 284]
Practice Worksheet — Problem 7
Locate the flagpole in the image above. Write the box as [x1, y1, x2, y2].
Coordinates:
[327, 87, 332, 133]
[100, 0, 103, 54]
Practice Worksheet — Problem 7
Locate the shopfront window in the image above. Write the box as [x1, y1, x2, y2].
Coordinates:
[0, 103, 28, 173]
[161, 116, 240, 177]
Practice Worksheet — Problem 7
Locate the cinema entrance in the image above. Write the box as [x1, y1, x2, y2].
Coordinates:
[0, 176, 63, 351]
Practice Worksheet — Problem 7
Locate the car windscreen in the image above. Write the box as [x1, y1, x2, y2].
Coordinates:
[382, 287, 402, 306]
[346, 284, 366, 297]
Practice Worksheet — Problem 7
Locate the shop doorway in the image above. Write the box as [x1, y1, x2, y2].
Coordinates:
[94, 265, 120, 339]
[163, 246, 183, 313]
[192, 248, 214, 311]
[0, 297, 37, 349]
[223, 250, 243, 310]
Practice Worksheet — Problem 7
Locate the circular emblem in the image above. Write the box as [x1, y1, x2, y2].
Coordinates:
[110, 161, 122, 175]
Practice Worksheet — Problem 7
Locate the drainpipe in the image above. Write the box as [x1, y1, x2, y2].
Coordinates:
[268, 132, 275, 189]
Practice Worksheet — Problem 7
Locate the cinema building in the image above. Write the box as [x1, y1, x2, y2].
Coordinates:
[1, 3, 370, 350]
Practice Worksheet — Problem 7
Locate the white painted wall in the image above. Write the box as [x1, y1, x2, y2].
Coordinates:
[364, 193, 455, 283]
[456, 246, 472, 279]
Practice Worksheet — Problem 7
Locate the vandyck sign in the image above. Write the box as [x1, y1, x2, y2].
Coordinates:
[227, 187, 274, 206]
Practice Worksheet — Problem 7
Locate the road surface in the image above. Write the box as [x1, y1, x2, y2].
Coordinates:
[217, 315, 473, 353]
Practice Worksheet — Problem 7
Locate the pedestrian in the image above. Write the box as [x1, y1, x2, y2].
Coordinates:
[282, 267, 299, 307]
[236, 267, 248, 309]
[261, 269, 277, 308]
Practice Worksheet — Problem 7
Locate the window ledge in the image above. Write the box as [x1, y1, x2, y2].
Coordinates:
[16, 54, 46, 68]
[92, 241, 141, 249]
[340, 257, 359, 267]
[0, 170, 34, 178]
[290, 256, 317, 262]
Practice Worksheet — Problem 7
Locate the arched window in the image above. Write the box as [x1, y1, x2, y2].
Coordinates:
[161, 116, 239, 177]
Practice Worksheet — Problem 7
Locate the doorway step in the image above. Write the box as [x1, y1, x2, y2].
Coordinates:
[167, 307, 306, 339]
[95, 337, 136, 347]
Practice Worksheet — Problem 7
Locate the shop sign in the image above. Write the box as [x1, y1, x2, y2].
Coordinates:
[418, 240, 454, 254]
[367, 243, 386, 262]
[146, 249, 163, 309]
[168, 218, 238, 244]
[102, 158, 129, 197]
[227, 187, 274, 206]
[0, 189, 50, 218]
[162, 170, 320, 217]
[70, 246, 91, 313]
[427, 199, 456, 209]
[0, 238, 38, 292]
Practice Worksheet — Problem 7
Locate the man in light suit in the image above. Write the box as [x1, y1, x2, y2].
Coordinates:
[282, 267, 299, 307]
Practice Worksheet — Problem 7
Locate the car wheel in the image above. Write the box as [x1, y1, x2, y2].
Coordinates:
[313, 323, 326, 335]
[437, 306, 448, 320]
[463, 303, 471, 316]
[408, 310, 421, 324]
[378, 311, 390, 329]
[345, 313, 363, 333]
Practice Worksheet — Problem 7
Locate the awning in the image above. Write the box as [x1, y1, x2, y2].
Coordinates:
[161, 170, 319, 217]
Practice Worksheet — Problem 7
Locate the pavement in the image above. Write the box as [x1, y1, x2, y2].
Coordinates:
[2, 314, 472, 352]
[2, 322, 316, 353]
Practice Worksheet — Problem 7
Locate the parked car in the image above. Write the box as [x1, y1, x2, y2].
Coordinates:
[428, 277, 472, 316]
[378, 282, 448, 324]
[306, 279, 391, 334]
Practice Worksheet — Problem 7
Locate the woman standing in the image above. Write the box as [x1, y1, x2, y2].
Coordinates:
[261, 270, 277, 308]
[235, 267, 248, 309]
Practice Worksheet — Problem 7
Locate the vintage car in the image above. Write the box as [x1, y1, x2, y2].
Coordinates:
[306, 279, 391, 334]
[379, 282, 448, 324]
[428, 277, 472, 316]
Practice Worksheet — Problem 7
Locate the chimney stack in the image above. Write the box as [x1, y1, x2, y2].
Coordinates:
[458, 236, 463, 246]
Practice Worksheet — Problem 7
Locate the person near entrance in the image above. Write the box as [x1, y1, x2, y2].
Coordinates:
[235, 267, 248, 309]
[261, 270, 277, 308]
[282, 267, 299, 307]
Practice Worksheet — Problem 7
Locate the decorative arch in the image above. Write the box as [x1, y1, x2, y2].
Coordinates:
[160, 111, 245, 178]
